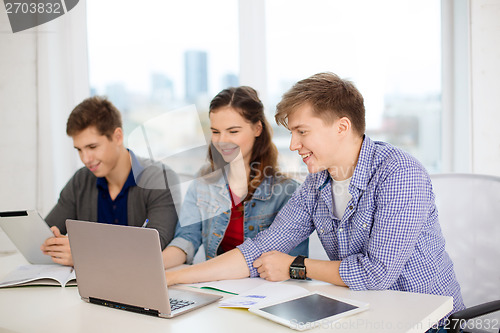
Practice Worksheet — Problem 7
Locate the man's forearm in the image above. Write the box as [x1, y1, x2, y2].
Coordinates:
[304, 258, 347, 287]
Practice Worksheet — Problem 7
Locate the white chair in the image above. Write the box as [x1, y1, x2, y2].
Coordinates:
[431, 173, 500, 333]
[308, 230, 329, 260]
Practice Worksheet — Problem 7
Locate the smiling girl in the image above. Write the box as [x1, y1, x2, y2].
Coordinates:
[162, 86, 308, 268]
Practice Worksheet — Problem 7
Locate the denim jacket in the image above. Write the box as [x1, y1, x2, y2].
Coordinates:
[168, 170, 309, 263]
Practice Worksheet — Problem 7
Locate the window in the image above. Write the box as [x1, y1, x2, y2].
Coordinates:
[87, 0, 442, 177]
[87, 0, 238, 176]
[265, 0, 442, 174]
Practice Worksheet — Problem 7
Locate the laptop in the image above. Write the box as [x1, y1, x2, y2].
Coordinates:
[66, 219, 221, 318]
[0, 210, 54, 264]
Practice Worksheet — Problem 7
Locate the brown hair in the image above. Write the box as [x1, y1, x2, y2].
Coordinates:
[275, 72, 365, 136]
[66, 96, 122, 139]
[207, 86, 279, 199]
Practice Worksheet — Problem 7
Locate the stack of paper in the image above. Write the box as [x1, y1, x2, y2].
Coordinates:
[219, 282, 309, 308]
[185, 278, 310, 309]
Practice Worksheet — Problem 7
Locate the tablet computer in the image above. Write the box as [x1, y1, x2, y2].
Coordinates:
[249, 292, 369, 331]
[0, 210, 54, 264]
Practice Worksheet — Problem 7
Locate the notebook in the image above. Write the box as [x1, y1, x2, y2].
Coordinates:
[66, 219, 221, 318]
[0, 210, 54, 264]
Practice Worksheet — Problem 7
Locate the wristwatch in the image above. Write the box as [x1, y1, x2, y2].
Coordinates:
[289, 255, 307, 280]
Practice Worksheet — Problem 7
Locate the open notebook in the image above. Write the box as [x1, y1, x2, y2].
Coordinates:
[0, 264, 76, 288]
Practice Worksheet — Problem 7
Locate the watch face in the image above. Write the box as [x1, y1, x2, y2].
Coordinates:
[290, 267, 306, 280]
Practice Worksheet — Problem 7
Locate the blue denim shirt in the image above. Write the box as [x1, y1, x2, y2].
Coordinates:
[168, 169, 309, 263]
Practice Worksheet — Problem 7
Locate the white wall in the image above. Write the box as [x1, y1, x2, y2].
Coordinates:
[470, 0, 500, 176]
[0, 13, 38, 211]
[0, 2, 89, 216]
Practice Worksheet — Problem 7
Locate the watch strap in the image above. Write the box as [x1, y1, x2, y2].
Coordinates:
[289, 255, 307, 280]
[291, 255, 306, 268]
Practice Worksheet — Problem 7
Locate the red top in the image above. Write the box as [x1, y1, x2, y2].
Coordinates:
[220, 188, 245, 253]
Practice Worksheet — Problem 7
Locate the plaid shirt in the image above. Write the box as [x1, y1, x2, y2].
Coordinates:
[238, 136, 465, 316]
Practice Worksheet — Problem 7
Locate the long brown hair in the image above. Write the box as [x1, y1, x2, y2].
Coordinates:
[206, 86, 279, 199]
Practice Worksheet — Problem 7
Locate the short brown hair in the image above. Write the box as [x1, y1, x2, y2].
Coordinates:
[66, 96, 122, 139]
[275, 72, 365, 136]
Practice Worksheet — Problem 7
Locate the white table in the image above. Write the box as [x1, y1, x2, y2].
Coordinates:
[0, 232, 452, 333]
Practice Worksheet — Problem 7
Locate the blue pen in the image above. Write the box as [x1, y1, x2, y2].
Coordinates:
[141, 218, 150, 228]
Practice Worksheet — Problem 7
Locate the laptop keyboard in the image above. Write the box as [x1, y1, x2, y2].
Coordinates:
[169, 298, 195, 311]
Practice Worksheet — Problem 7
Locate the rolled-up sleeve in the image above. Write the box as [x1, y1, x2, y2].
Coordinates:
[166, 181, 204, 263]
[168, 235, 197, 264]
[237, 238, 266, 277]
[237, 182, 315, 277]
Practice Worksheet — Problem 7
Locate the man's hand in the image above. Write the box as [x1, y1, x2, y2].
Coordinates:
[40, 226, 74, 266]
[253, 250, 295, 281]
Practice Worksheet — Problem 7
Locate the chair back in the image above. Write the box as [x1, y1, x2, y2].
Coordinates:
[430, 173, 500, 309]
